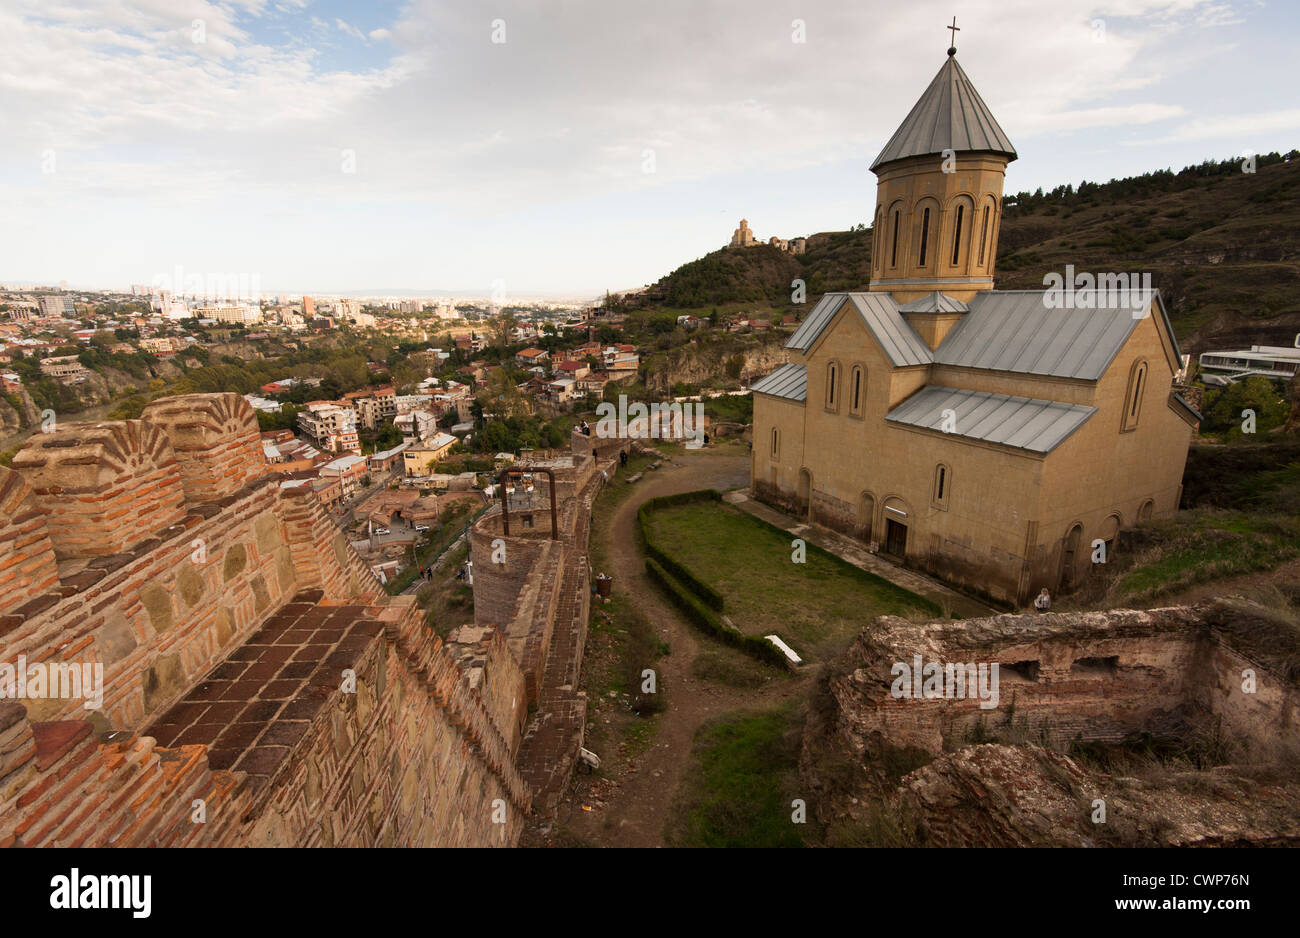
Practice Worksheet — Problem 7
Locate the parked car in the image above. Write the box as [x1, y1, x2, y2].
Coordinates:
[374, 527, 391, 535]
[414, 524, 430, 532]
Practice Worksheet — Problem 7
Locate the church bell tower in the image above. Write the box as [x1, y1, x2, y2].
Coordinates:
[868, 38, 1017, 306]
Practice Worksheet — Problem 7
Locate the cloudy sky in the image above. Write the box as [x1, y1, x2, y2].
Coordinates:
[1, 0, 1295, 299]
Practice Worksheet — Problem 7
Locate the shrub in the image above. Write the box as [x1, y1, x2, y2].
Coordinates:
[645, 557, 787, 668]
[638, 489, 726, 610]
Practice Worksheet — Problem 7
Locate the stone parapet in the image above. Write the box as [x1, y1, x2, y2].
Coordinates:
[10, 419, 187, 559]
[139, 393, 266, 503]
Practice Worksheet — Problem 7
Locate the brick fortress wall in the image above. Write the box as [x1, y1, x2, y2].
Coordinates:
[0, 393, 529, 847]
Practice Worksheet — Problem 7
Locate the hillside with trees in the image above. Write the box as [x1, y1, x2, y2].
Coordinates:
[630, 151, 1300, 355]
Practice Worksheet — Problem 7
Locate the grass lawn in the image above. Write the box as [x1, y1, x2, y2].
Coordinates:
[643, 500, 936, 659]
[665, 706, 805, 848]
[1111, 509, 1300, 605]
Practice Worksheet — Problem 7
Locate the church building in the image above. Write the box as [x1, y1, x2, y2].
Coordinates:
[749, 46, 1199, 606]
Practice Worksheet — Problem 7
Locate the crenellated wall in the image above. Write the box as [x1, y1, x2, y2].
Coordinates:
[10, 419, 189, 560]
[0, 393, 532, 847]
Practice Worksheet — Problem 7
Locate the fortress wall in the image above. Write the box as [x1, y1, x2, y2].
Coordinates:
[445, 625, 529, 756]
[1200, 638, 1300, 761]
[0, 392, 549, 848]
[241, 598, 528, 847]
[0, 395, 376, 734]
[2, 597, 530, 847]
[468, 524, 556, 634]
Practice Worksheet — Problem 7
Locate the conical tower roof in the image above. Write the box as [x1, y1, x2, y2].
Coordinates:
[870, 53, 1016, 172]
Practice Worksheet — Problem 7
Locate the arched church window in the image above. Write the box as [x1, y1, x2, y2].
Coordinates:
[951, 205, 965, 266]
[932, 463, 950, 508]
[826, 361, 839, 411]
[890, 211, 900, 268]
[918, 207, 932, 266]
[849, 365, 864, 416]
[1122, 360, 1147, 432]
[771, 426, 779, 458]
[978, 205, 990, 266]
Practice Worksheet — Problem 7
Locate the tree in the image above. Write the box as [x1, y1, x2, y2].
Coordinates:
[492, 311, 517, 351]
[1201, 376, 1290, 437]
[375, 423, 402, 450]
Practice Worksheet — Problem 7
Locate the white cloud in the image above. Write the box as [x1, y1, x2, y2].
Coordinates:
[0, 0, 1284, 292]
[1137, 109, 1300, 146]
[335, 18, 366, 41]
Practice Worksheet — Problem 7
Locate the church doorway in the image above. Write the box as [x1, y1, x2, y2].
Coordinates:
[884, 518, 908, 559]
[1059, 523, 1083, 590]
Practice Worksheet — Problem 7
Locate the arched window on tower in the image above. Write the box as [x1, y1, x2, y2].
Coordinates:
[873, 207, 883, 271]
[978, 204, 991, 267]
[951, 205, 965, 267]
[890, 210, 900, 268]
[918, 207, 932, 266]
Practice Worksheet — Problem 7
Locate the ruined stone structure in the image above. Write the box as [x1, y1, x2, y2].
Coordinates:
[804, 603, 1300, 846]
[751, 50, 1198, 605]
[0, 394, 532, 847]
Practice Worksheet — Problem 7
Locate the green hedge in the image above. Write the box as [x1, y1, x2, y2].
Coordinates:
[645, 557, 789, 669]
[638, 489, 725, 610]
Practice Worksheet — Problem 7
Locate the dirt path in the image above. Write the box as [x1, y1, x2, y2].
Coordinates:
[554, 443, 816, 847]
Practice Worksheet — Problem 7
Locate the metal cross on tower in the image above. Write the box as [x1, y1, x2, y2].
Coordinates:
[947, 17, 960, 54]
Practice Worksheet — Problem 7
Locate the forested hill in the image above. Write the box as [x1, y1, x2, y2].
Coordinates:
[631, 151, 1300, 354]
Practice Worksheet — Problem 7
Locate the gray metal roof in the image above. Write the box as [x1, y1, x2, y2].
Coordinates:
[898, 291, 970, 314]
[935, 290, 1147, 380]
[785, 294, 842, 351]
[786, 293, 933, 367]
[750, 362, 807, 402]
[885, 386, 1096, 454]
[870, 55, 1017, 171]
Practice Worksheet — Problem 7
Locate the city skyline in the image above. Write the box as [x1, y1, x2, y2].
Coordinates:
[2, 0, 1297, 296]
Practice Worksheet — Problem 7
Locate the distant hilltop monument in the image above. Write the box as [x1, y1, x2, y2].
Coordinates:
[729, 218, 806, 255]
